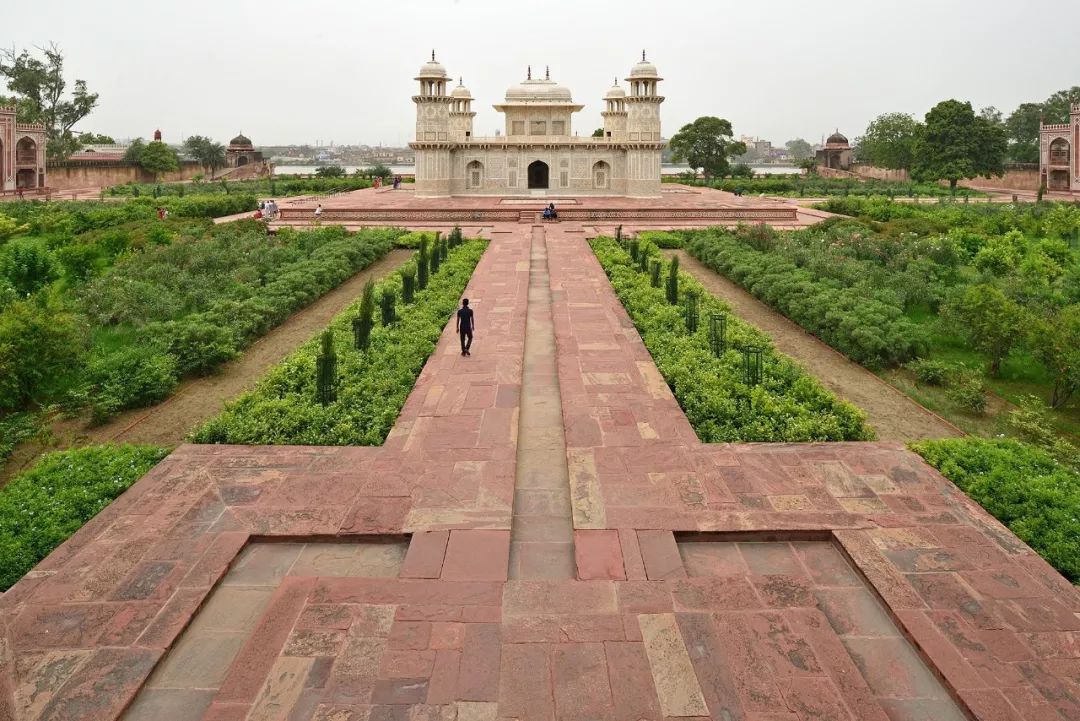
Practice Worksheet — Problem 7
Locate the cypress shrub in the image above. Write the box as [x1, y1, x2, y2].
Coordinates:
[665, 255, 679, 304]
[401, 265, 416, 303]
[380, 288, 396, 326]
[315, 329, 337, 405]
[417, 238, 429, 289]
[430, 236, 441, 275]
[352, 280, 376, 350]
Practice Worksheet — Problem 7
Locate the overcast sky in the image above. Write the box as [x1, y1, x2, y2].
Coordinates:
[5, 0, 1078, 148]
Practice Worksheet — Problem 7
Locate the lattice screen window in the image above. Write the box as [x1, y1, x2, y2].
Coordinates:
[552, 121, 565, 135]
[512, 121, 525, 136]
[530, 121, 547, 135]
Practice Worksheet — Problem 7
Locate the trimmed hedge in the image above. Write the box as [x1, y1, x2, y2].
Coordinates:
[687, 228, 925, 368]
[3, 195, 258, 236]
[192, 239, 486, 445]
[912, 438, 1080, 583]
[669, 175, 981, 198]
[0, 444, 168, 591]
[591, 237, 872, 442]
[71, 225, 400, 421]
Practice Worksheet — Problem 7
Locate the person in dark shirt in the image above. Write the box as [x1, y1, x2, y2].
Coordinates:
[456, 298, 475, 356]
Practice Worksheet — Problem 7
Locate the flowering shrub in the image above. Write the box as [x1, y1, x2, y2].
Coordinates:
[592, 237, 872, 442]
[687, 227, 925, 367]
[193, 239, 486, 445]
[0, 444, 168, 590]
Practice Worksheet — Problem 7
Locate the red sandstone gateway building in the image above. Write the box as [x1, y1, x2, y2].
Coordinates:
[0, 105, 47, 193]
[1039, 103, 1080, 193]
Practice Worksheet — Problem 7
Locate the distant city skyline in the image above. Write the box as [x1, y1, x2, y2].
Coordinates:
[5, 0, 1078, 148]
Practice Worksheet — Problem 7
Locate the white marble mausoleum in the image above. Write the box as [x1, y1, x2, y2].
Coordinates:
[410, 52, 665, 198]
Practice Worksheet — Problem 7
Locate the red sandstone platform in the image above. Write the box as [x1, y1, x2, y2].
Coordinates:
[1, 221, 1077, 721]
[272, 185, 824, 229]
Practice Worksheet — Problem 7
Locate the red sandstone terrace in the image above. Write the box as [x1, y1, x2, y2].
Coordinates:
[0, 200, 1077, 721]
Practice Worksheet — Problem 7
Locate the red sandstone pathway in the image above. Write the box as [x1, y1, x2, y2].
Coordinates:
[1, 219, 1078, 721]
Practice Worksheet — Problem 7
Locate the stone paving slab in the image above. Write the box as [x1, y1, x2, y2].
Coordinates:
[0, 215, 1077, 721]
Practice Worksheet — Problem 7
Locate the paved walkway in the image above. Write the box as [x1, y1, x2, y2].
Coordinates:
[1, 221, 1078, 721]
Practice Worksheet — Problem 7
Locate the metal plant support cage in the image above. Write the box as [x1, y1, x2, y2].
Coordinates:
[708, 313, 727, 357]
[743, 346, 763, 386]
[684, 290, 699, 333]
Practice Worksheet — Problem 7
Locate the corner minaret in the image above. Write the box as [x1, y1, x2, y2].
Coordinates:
[601, 77, 627, 140]
[623, 51, 665, 196]
[449, 78, 475, 142]
[411, 51, 455, 196]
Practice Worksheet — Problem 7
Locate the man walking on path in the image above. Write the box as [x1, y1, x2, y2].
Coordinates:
[456, 298, 474, 356]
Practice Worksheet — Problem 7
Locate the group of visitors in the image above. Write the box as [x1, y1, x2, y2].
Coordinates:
[255, 199, 280, 221]
[542, 202, 558, 220]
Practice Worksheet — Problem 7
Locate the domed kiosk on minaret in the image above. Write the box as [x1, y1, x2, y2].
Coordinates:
[409, 52, 665, 197]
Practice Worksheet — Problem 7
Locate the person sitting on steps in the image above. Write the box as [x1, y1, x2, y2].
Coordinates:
[542, 202, 558, 221]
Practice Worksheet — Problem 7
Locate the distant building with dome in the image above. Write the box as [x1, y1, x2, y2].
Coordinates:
[816, 131, 852, 171]
[410, 51, 665, 197]
[226, 132, 263, 169]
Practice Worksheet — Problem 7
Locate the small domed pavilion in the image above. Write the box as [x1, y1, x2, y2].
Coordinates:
[816, 130, 853, 170]
[226, 132, 263, 168]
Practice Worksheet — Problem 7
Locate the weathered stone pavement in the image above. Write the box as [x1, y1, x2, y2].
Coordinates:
[1, 220, 1078, 721]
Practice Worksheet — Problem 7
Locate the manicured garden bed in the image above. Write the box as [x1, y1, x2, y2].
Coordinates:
[684, 200, 1080, 441]
[0, 443, 168, 591]
[665, 175, 983, 198]
[193, 237, 486, 445]
[590, 236, 872, 442]
[1, 217, 400, 432]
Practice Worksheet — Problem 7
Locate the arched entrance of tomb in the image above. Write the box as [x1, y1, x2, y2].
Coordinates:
[466, 160, 483, 189]
[16, 169, 35, 189]
[527, 160, 549, 189]
[236, 155, 249, 167]
[1049, 169, 1069, 191]
[592, 161, 610, 190]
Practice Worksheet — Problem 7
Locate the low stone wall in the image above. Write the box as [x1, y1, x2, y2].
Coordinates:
[851, 165, 910, 182]
[45, 161, 205, 191]
[959, 167, 1040, 192]
[850, 163, 1041, 192]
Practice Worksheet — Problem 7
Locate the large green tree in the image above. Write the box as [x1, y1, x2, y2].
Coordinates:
[1033, 305, 1080, 409]
[183, 135, 227, 178]
[668, 116, 746, 179]
[912, 100, 1006, 192]
[139, 140, 179, 182]
[1002, 87, 1080, 164]
[785, 138, 813, 161]
[1004, 103, 1045, 163]
[79, 132, 115, 145]
[122, 138, 146, 164]
[945, 284, 1028, 376]
[854, 112, 920, 170]
[1042, 87, 1080, 125]
[0, 44, 99, 161]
